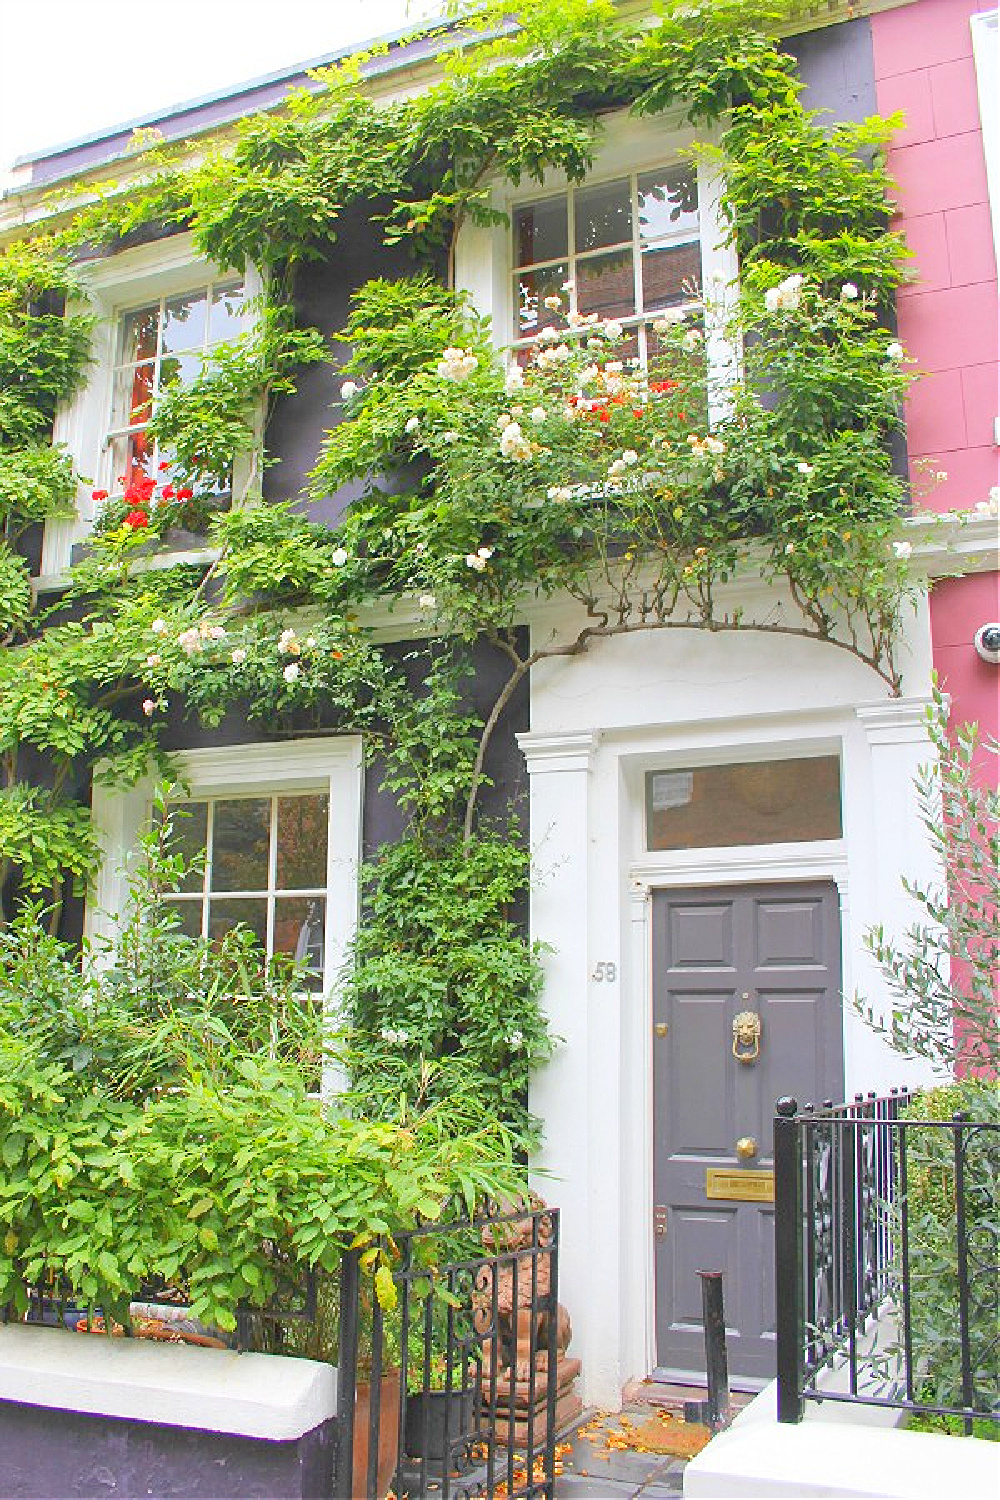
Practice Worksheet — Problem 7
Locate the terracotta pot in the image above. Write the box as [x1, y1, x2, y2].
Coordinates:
[352, 1370, 401, 1499]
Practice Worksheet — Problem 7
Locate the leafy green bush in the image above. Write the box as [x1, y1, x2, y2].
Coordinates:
[0, 800, 528, 1335]
[901, 1084, 999, 1417]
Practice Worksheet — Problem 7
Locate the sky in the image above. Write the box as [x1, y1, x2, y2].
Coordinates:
[0, 0, 438, 186]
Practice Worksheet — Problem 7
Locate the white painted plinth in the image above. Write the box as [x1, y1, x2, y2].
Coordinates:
[683, 1380, 1000, 1499]
[0, 1323, 337, 1441]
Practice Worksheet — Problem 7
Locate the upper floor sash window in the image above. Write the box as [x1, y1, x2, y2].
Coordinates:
[512, 166, 701, 363]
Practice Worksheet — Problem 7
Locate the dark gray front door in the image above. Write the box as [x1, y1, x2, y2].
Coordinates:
[653, 882, 843, 1380]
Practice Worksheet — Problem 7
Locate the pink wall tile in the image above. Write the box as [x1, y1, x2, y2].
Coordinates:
[905, 369, 968, 453]
[930, 54, 984, 136]
[890, 133, 989, 216]
[931, 573, 1000, 740]
[872, 0, 975, 78]
[878, 68, 936, 144]
[897, 281, 999, 371]
[962, 363, 1000, 448]
[897, 212, 952, 294]
[910, 445, 1000, 510]
[944, 203, 999, 286]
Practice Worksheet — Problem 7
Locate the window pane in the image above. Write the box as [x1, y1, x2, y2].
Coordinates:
[163, 899, 204, 939]
[275, 896, 326, 988]
[109, 430, 155, 489]
[276, 794, 329, 889]
[168, 801, 208, 892]
[575, 177, 631, 254]
[638, 169, 699, 245]
[157, 351, 203, 392]
[119, 306, 159, 366]
[111, 360, 155, 429]
[208, 897, 267, 951]
[514, 263, 568, 340]
[212, 798, 270, 891]
[641, 241, 703, 311]
[577, 249, 635, 322]
[513, 198, 567, 267]
[646, 758, 842, 850]
[210, 283, 249, 342]
[161, 291, 209, 354]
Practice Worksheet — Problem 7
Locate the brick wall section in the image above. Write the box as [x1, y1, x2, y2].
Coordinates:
[873, 0, 999, 732]
[872, 0, 998, 514]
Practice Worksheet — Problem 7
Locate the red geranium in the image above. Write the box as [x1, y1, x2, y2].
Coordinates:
[123, 510, 149, 529]
[91, 488, 109, 502]
[176, 487, 194, 502]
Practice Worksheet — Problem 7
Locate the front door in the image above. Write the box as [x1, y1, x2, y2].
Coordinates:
[652, 882, 843, 1381]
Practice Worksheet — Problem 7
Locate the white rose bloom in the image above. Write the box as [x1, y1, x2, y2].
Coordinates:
[764, 286, 782, 313]
[340, 380, 360, 399]
[886, 341, 905, 361]
[142, 698, 156, 717]
[840, 283, 859, 301]
[418, 593, 437, 609]
[146, 653, 161, 668]
[892, 540, 913, 559]
[150, 618, 168, 635]
[505, 364, 524, 392]
[530, 406, 547, 425]
[622, 449, 639, 466]
[785, 542, 796, 555]
[331, 547, 348, 567]
[465, 552, 487, 571]
[797, 461, 814, 476]
[543, 294, 562, 310]
[442, 430, 459, 444]
[682, 328, 703, 350]
[405, 415, 420, 434]
[477, 546, 494, 560]
[231, 648, 247, 665]
[283, 662, 301, 683]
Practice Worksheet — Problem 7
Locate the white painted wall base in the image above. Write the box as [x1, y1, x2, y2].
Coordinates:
[683, 1381, 1000, 1499]
[0, 1324, 337, 1441]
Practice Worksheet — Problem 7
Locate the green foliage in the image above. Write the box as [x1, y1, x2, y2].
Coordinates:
[341, 831, 550, 1142]
[0, 243, 92, 447]
[0, 445, 77, 538]
[861, 688, 999, 1072]
[0, 786, 100, 905]
[900, 1084, 999, 1416]
[0, 811, 528, 1329]
[0, 544, 31, 637]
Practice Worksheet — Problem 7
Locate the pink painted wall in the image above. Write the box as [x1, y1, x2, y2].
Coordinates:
[872, 0, 999, 733]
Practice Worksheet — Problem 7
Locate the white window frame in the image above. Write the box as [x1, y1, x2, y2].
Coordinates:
[88, 736, 364, 1039]
[971, 10, 999, 255]
[455, 112, 739, 422]
[44, 231, 264, 578]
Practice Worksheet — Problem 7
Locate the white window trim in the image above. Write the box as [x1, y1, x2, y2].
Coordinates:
[971, 10, 999, 255]
[44, 231, 264, 579]
[88, 735, 364, 1028]
[454, 111, 739, 422]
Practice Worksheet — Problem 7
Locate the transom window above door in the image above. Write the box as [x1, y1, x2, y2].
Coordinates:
[164, 790, 329, 989]
[107, 278, 249, 490]
[645, 756, 843, 851]
[512, 166, 701, 360]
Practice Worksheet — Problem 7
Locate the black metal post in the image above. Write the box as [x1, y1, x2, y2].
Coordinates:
[335, 1249, 360, 1500]
[952, 1113, 976, 1436]
[774, 1096, 804, 1424]
[697, 1271, 731, 1431]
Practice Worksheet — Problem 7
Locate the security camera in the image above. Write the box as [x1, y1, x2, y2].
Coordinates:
[974, 623, 1000, 665]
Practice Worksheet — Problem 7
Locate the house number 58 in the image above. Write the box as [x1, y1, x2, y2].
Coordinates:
[592, 961, 617, 983]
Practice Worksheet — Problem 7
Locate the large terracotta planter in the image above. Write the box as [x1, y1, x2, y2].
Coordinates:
[352, 1370, 401, 1499]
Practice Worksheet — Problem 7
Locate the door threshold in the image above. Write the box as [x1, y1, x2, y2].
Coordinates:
[649, 1366, 767, 1395]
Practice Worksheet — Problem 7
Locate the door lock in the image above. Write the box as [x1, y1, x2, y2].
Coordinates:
[654, 1022, 669, 1037]
[654, 1206, 668, 1238]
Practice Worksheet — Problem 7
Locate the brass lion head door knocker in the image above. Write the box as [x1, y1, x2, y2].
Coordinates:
[732, 1010, 762, 1063]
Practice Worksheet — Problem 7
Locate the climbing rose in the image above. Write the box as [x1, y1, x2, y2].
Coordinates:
[283, 663, 300, 683]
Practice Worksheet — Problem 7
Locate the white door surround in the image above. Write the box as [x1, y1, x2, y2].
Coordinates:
[519, 612, 940, 1411]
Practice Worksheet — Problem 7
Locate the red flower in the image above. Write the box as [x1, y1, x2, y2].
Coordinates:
[598, 409, 610, 423]
[157, 461, 171, 472]
[162, 485, 175, 500]
[632, 409, 644, 419]
[123, 510, 149, 529]
[177, 487, 194, 502]
[91, 488, 109, 502]
[650, 379, 679, 394]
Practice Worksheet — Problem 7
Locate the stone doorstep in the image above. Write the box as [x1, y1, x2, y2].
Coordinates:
[623, 1376, 755, 1416]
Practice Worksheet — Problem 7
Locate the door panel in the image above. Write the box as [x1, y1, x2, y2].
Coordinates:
[653, 882, 843, 1380]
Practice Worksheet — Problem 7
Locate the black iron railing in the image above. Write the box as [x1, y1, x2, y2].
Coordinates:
[774, 1092, 999, 1434]
[336, 1202, 561, 1500]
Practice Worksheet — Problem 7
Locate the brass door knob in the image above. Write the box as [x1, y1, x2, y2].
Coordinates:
[736, 1136, 758, 1161]
[654, 1022, 669, 1037]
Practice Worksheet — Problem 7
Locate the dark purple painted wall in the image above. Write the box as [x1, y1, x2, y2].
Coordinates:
[784, 17, 877, 122]
[0, 1400, 334, 1499]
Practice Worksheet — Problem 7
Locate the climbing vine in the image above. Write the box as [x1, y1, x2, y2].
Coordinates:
[0, 0, 924, 1122]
